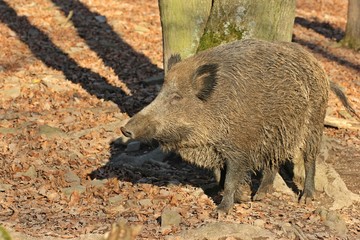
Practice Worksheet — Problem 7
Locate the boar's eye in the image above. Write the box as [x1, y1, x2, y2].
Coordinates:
[170, 92, 182, 105]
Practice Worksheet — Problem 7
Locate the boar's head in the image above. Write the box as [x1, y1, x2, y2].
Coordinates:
[121, 54, 219, 149]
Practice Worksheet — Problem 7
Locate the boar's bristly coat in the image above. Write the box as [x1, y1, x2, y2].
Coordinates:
[121, 39, 329, 213]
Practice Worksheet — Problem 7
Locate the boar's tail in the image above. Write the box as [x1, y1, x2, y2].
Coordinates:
[330, 81, 360, 120]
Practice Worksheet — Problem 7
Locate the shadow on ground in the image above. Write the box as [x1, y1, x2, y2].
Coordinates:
[89, 140, 216, 188]
[0, 0, 161, 115]
[89, 139, 302, 204]
[295, 16, 345, 41]
[293, 17, 360, 72]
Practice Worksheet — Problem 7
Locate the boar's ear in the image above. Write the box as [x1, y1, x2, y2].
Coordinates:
[167, 54, 181, 71]
[192, 63, 219, 101]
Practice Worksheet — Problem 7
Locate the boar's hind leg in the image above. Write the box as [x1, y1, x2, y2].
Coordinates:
[253, 168, 278, 201]
[300, 155, 315, 203]
[217, 159, 246, 213]
[300, 134, 320, 203]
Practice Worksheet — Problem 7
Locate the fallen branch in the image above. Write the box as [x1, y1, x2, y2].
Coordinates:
[324, 116, 360, 130]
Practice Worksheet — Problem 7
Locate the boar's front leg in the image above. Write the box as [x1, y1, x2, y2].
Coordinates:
[217, 158, 247, 213]
[253, 167, 278, 201]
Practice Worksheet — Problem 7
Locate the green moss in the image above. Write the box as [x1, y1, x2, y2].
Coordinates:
[197, 23, 245, 52]
[197, 31, 223, 52]
[0, 225, 12, 240]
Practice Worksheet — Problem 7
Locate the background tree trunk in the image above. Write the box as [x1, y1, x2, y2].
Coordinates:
[158, 0, 212, 74]
[342, 0, 360, 50]
[159, 0, 296, 71]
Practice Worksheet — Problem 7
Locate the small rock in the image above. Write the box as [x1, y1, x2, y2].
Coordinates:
[280, 223, 298, 240]
[134, 24, 149, 33]
[38, 124, 66, 138]
[125, 200, 137, 208]
[109, 195, 123, 205]
[90, 179, 107, 188]
[323, 210, 348, 237]
[0, 128, 18, 135]
[0, 65, 5, 72]
[0, 184, 12, 192]
[4, 76, 19, 84]
[159, 189, 170, 196]
[139, 198, 152, 207]
[64, 170, 80, 185]
[69, 152, 80, 161]
[15, 165, 38, 179]
[108, 204, 126, 214]
[46, 190, 60, 201]
[62, 185, 86, 196]
[3, 76, 21, 99]
[125, 141, 141, 152]
[95, 15, 106, 23]
[161, 208, 181, 228]
[315, 207, 328, 221]
[25, 165, 37, 178]
[2, 87, 21, 99]
[167, 222, 275, 240]
[253, 219, 265, 228]
[192, 188, 205, 197]
[41, 75, 68, 92]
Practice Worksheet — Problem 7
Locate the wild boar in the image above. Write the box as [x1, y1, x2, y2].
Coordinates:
[121, 39, 329, 213]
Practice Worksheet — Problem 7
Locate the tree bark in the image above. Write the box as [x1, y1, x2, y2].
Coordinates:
[198, 0, 296, 51]
[158, 0, 212, 73]
[342, 0, 360, 50]
[159, 0, 296, 71]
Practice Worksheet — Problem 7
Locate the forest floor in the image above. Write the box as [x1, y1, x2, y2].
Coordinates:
[0, 0, 359, 239]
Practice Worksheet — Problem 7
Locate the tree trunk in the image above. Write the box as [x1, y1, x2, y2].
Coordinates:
[158, 0, 212, 73]
[198, 0, 296, 51]
[342, 0, 360, 50]
[159, 0, 296, 71]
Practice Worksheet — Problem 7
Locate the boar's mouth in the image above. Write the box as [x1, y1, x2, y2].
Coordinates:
[120, 116, 157, 141]
[121, 116, 194, 146]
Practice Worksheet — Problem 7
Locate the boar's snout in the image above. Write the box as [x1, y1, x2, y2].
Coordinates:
[120, 114, 157, 141]
[120, 126, 133, 138]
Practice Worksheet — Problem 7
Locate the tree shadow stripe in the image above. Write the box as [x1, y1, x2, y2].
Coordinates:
[50, 0, 161, 93]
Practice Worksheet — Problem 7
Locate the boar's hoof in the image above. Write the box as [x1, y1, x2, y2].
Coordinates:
[121, 127, 133, 138]
[299, 190, 315, 204]
[216, 201, 233, 214]
[253, 186, 273, 201]
[253, 192, 268, 201]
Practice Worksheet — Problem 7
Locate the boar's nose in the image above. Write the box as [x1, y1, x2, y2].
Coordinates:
[121, 126, 134, 139]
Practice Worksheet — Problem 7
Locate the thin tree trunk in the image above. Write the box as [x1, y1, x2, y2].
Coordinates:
[158, 0, 212, 73]
[342, 0, 360, 50]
